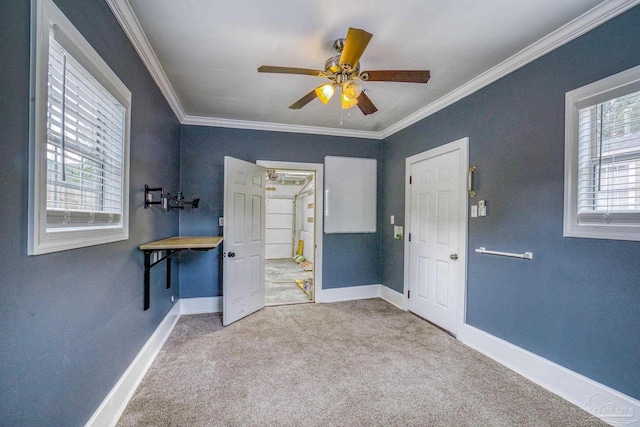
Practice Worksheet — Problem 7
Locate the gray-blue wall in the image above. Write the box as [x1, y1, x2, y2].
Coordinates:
[3, 0, 639, 424]
[178, 126, 382, 297]
[0, 1, 181, 424]
[381, 6, 640, 400]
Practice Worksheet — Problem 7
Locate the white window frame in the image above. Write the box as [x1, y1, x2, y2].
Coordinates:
[29, 0, 131, 255]
[564, 65, 640, 241]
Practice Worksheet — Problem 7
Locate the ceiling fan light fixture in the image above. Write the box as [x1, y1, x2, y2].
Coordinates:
[258, 27, 430, 116]
[315, 83, 336, 104]
[342, 79, 363, 100]
[341, 92, 358, 109]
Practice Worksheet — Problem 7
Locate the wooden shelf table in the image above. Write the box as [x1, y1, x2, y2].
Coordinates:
[139, 236, 223, 310]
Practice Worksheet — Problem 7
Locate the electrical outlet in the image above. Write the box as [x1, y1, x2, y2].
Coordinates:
[390, 215, 395, 224]
[219, 217, 224, 226]
[170, 295, 175, 304]
[471, 205, 478, 218]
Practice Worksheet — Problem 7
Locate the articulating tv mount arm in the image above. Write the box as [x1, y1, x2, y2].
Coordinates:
[144, 185, 200, 211]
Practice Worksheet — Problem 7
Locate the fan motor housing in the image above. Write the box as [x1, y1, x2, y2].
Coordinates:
[325, 37, 362, 79]
[324, 55, 341, 74]
[324, 55, 360, 81]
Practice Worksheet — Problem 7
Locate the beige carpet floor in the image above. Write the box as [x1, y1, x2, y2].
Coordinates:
[117, 299, 605, 426]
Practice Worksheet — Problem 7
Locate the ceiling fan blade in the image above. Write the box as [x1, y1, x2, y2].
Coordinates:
[360, 70, 431, 83]
[339, 28, 373, 70]
[258, 66, 323, 76]
[289, 89, 318, 109]
[357, 91, 378, 115]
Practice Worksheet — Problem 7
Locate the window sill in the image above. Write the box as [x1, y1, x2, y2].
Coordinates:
[29, 226, 129, 255]
[563, 222, 640, 241]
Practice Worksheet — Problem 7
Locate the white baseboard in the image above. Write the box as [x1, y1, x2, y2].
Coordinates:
[178, 287, 402, 313]
[320, 284, 405, 310]
[320, 284, 381, 303]
[379, 285, 405, 309]
[85, 303, 181, 427]
[179, 296, 222, 314]
[459, 324, 640, 427]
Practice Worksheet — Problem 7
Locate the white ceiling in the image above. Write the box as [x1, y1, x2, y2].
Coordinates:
[108, 0, 638, 139]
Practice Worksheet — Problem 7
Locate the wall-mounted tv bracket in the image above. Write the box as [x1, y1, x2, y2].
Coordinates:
[144, 185, 164, 208]
[144, 185, 200, 211]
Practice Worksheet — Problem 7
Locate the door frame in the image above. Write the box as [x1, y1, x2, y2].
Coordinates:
[403, 137, 469, 335]
[257, 160, 323, 303]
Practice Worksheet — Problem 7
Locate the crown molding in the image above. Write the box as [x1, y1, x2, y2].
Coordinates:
[379, 0, 640, 139]
[105, 0, 186, 122]
[182, 115, 383, 140]
[106, 0, 381, 139]
[107, 0, 640, 140]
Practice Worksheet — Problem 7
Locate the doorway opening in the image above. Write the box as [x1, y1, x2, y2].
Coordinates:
[264, 168, 315, 305]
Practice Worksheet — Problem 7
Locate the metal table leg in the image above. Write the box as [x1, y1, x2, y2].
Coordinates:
[144, 251, 151, 310]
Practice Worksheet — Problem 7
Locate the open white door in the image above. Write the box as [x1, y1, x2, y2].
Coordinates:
[223, 156, 266, 326]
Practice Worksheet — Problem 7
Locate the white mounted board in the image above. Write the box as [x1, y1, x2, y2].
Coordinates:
[324, 156, 376, 233]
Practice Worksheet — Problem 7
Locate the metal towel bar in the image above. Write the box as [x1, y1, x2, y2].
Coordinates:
[475, 247, 533, 260]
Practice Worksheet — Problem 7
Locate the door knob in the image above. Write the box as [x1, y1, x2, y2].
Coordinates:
[450, 253, 458, 260]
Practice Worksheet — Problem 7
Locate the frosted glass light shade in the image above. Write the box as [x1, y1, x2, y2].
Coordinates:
[315, 84, 335, 104]
[341, 92, 358, 109]
[342, 79, 363, 100]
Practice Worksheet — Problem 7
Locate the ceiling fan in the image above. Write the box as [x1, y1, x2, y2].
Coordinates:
[258, 28, 430, 115]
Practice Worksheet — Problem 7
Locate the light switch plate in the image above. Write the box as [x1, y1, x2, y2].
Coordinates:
[478, 200, 487, 217]
[390, 215, 395, 224]
[471, 205, 478, 217]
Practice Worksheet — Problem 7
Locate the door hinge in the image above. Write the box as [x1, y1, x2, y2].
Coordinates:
[408, 233, 411, 242]
[409, 176, 412, 185]
[408, 290, 410, 299]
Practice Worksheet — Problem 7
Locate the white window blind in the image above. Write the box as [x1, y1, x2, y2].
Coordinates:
[29, 0, 130, 255]
[577, 90, 640, 226]
[46, 37, 125, 229]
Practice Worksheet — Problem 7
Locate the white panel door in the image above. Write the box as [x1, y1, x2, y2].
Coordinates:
[407, 145, 463, 334]
[223, 157, 266, 326]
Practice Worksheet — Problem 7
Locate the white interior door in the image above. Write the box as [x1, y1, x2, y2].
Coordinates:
[223, 156, 266, 326]
[406, 139, 467, 335]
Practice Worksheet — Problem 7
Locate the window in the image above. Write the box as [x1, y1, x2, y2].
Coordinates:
[564, 65, 640, 241]
[29, 0, 130, 255]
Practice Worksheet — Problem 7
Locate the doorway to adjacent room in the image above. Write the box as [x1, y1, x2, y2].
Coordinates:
[257, 161, 324, 306]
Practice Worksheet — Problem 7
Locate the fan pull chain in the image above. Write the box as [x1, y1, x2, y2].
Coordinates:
[339, 106, 355, 127]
